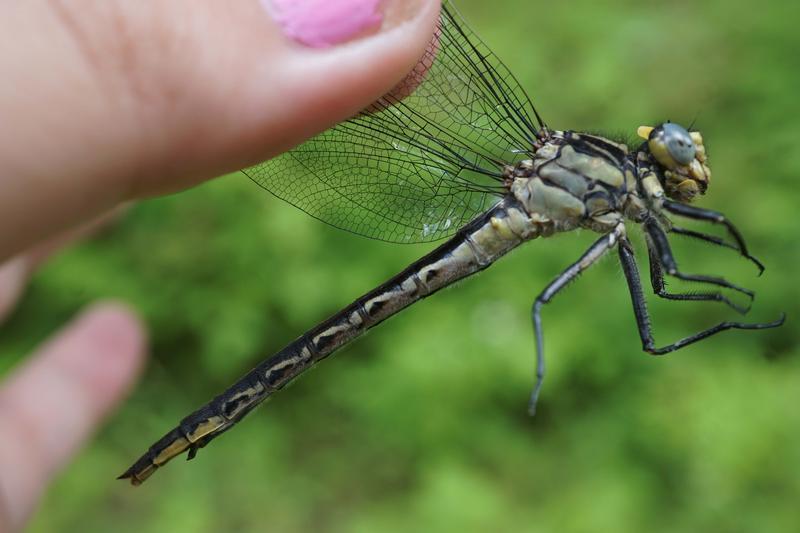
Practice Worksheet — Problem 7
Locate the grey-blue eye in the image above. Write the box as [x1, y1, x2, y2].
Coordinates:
[661, 123, 696, 165]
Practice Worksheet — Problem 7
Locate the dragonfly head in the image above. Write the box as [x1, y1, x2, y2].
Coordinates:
[637, 122, 711, 203]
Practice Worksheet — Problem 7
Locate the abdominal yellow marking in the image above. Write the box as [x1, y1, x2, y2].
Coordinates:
[313, 326, 345, 345]
[348, 310, 364, 327]
[153, 436, 191, 465]
[263, 355, 302, 382]
[130, 464, 157, 485]
[185, 415, 227, 442]
[224, 383, 266, 419]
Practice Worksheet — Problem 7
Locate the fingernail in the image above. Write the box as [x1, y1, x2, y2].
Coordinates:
[266, 0, 424, 48]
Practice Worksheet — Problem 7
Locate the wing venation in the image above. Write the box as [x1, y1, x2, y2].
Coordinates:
[245, 2, 543, 243]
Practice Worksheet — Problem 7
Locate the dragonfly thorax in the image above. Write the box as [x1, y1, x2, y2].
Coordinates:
[507, 124, 713, 236]
[508, 130, 634, 234]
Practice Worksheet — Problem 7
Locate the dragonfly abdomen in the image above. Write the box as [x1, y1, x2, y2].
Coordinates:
[120, 197, 543, 485]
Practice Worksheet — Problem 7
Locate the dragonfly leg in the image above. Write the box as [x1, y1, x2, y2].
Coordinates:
[646, 243, 751, 314]
[528, 223, 626, 415]
[645, 218, 755, 302]
[669, 225, 765, 274]
[618, 236, 785, 355]
[663, 200, 764, 276]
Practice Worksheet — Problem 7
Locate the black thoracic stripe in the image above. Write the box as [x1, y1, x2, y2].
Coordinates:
[540, 162, 618, 205]
[578, 135, 628, 165]
[590, 177, 624, 196]
[538, 174, 578, 196]
[548, 138, 627, 196]
[564, 132, 627, 167]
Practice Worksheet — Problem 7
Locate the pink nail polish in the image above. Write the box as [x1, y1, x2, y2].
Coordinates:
[267, 0, 384, 48]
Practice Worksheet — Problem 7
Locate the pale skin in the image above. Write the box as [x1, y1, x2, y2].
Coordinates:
[0, 0, 440, 529]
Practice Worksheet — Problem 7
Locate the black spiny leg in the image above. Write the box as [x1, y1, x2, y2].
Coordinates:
[646, 245, 751, 314]
[618, 237, 784, 355]
[663, 200, 764, 275]
[645, 219, 755, 301]
[529, 224, 626, 415]
[670, 226, 765, 274]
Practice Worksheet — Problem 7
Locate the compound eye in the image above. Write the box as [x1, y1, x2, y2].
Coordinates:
[661, 123, 696, 165]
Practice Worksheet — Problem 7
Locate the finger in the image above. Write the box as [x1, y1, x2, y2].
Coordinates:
[0, 0, 441, 261]
[0, 257, 27, 325]
[0, 303, 147, 531]
[0, 207, 127, 323]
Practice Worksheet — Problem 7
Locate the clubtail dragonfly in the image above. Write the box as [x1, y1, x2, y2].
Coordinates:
[120, 1, 784, 485]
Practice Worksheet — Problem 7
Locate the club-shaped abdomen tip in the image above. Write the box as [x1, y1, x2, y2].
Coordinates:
[117, 465, 150, 487]
[116, 472, 140, 486]
[117, 459, 156, 486]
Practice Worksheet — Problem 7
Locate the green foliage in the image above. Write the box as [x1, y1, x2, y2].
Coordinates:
[3, 0, 798, 531]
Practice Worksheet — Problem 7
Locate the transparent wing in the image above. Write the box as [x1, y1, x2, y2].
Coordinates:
[245, 1, 543, 243]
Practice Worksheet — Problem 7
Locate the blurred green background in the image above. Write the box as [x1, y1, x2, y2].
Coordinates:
[3, 0, 799, 531]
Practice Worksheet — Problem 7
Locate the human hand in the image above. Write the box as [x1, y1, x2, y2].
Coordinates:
[0, 0, 439, 529]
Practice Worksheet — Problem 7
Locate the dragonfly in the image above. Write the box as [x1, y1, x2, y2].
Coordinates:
[119, 1, 784, 485]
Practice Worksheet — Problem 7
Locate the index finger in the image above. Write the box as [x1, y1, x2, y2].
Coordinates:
[0, 303, 146, 531]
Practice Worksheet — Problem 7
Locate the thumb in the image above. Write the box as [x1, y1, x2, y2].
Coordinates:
[0, 0, 441, 260]
[141, 0, 443, 192]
